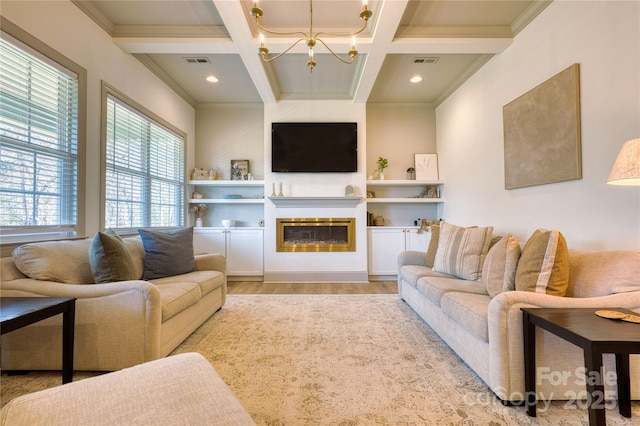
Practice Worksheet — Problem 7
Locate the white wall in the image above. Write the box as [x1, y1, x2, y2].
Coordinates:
[436, 0, 640, 250]
[264, 101, 368, 282]
[2, 1, 196, 236]
[366, 105, 437, 180]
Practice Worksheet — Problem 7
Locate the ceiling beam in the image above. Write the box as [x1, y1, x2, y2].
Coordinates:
[212, 0, 276, 104]
[353, 0, 409, 103]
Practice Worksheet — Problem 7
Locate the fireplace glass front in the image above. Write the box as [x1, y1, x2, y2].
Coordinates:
[276, 218, 355, 252]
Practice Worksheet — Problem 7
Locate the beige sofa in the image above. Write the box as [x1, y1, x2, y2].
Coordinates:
[0, 352, 255, 426]
[398, 227, 640, 403]
[0, 236, 226, 372]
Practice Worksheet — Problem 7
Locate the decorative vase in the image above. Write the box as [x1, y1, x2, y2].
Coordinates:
[195, 217, 203, 227]
[379, 171, 385, 180]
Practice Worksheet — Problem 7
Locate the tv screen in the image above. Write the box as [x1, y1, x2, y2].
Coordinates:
[272, 122, 357, 172]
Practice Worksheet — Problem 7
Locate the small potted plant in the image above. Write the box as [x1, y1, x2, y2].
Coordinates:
[377, 157, 389, 180]
[189, 203, 208, 227]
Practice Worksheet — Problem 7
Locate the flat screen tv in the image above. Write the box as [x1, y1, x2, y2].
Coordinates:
[272, 122, 357, 172]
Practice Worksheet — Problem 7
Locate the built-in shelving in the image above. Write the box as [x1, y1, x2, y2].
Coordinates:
[269, 197, 362, 208]
[365, 180, 445, 204]
[188, 198, 264, 204]
[188, 180, 265, 186]
[366, 180, 444, 186]
[187, 180, 265, 227]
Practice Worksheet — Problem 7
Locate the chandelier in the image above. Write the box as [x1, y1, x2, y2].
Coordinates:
[251, 0, 372, 71]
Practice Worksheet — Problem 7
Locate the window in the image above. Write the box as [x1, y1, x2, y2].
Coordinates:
[103, 87, 185, 230]
[0, 26, 85, 245]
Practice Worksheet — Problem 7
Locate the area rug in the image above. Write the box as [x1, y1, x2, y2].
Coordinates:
[171, 294, 638, 425]
[2, 294, 638, 425]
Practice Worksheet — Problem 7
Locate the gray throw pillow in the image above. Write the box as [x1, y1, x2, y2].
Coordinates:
[89, 229, 138, 283]
[138, 227, 196, 280]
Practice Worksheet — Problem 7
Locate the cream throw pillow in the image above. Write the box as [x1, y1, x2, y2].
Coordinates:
[515, 229, 569, 296]
[433, 222, 494, 281]
[13, 239, 94, 284]
[482, 234, 521, 297]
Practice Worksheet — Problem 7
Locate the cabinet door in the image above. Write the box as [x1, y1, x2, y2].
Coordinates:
[193, 229, 226, 255]
[368, 228, 405, 275]
[226, 229, 264, 276]
[405, 228, 431, 252]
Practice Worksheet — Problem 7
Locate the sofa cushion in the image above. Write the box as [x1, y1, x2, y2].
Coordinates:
[433, 222, 494, 281]
[440, 292, 491, 343]
[482, 234, 521, 298]
[425, 225, 440, 267]
[566, 250, 640, 297]
[89, 230, 138, 284]
[515, 229, 569, 296]
[156, 282, 202, 321]
[151, 270, 224, 297]
[399, 265, 453, 288]
[417, 276, 487, 307]
[13, 239, 94, 284]
[139, 227, 196, 280]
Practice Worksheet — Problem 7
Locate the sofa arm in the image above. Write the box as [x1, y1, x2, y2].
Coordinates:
[195, 253, 226, 276]
[487, 290, 640, 401]
[1, 277, 157, 299]
[397, 250, 427, 268]
[0, 279, 163, 370]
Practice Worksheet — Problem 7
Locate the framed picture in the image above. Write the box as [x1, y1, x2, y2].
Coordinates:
[415, 154, 439, 180]
[230, 159, 249, 180]
[503, 64, 582, 189]
[366, 191, 375, 198]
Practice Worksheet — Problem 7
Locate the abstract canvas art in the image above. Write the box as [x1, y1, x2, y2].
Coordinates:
[503, 64, 582, 189]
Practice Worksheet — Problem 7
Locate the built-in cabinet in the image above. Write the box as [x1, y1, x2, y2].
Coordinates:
[367, 227, 431, 276]
[186, 177, 444, 279]
[188, 180, 265, 278]
[193, 228, 264, 278]
[365, 180, 442, 278]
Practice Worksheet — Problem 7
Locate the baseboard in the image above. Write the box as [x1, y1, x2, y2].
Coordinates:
[368, 275, 397, 281]
[263, 271, 369, 283]
[227, 275, 264, 282]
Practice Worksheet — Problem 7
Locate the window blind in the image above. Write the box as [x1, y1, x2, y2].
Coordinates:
[0, 35, 79, 241]
[105, 94, 184, 230]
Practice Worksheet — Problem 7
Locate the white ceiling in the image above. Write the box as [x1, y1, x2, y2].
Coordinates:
[73, 0, 551, 107]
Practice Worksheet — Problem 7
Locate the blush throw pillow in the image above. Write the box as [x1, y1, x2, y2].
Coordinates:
[138, 227, 196, 280]
[89, 229, 138, 284]
[482, 234, 521, 297]
[515, 229, 569, 296]
[433, 222, 494, 281]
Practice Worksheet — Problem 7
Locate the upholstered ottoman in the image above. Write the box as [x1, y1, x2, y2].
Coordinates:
[0, 352, 255, 425]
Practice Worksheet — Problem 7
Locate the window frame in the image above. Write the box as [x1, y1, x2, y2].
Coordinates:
[100, 82, 187, 233]
[0, 18, 86, 256]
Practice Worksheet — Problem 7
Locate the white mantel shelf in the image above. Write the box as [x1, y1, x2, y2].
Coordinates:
[268, 197, 362, 208]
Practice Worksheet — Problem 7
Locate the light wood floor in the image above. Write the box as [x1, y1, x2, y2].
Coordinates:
[227, 281, 397, 294]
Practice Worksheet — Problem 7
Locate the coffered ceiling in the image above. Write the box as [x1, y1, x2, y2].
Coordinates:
[73, 0, 551, 106]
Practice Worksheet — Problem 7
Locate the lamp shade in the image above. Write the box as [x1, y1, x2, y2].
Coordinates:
[607, 138, 640, 185]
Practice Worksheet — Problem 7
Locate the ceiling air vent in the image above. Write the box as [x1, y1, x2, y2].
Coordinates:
[412, 57, 439, 64]
[184, 57, 210, 64]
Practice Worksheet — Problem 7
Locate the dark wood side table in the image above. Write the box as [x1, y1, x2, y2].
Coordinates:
[1, 297, 76, 384]
[522, 307, 640, 426]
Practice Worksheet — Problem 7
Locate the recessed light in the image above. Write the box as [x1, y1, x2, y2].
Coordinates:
[410, 75, 422, 83]
[206, 75, 219, 83]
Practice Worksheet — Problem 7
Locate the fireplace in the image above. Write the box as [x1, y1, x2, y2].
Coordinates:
[276, 218, 355, 252]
